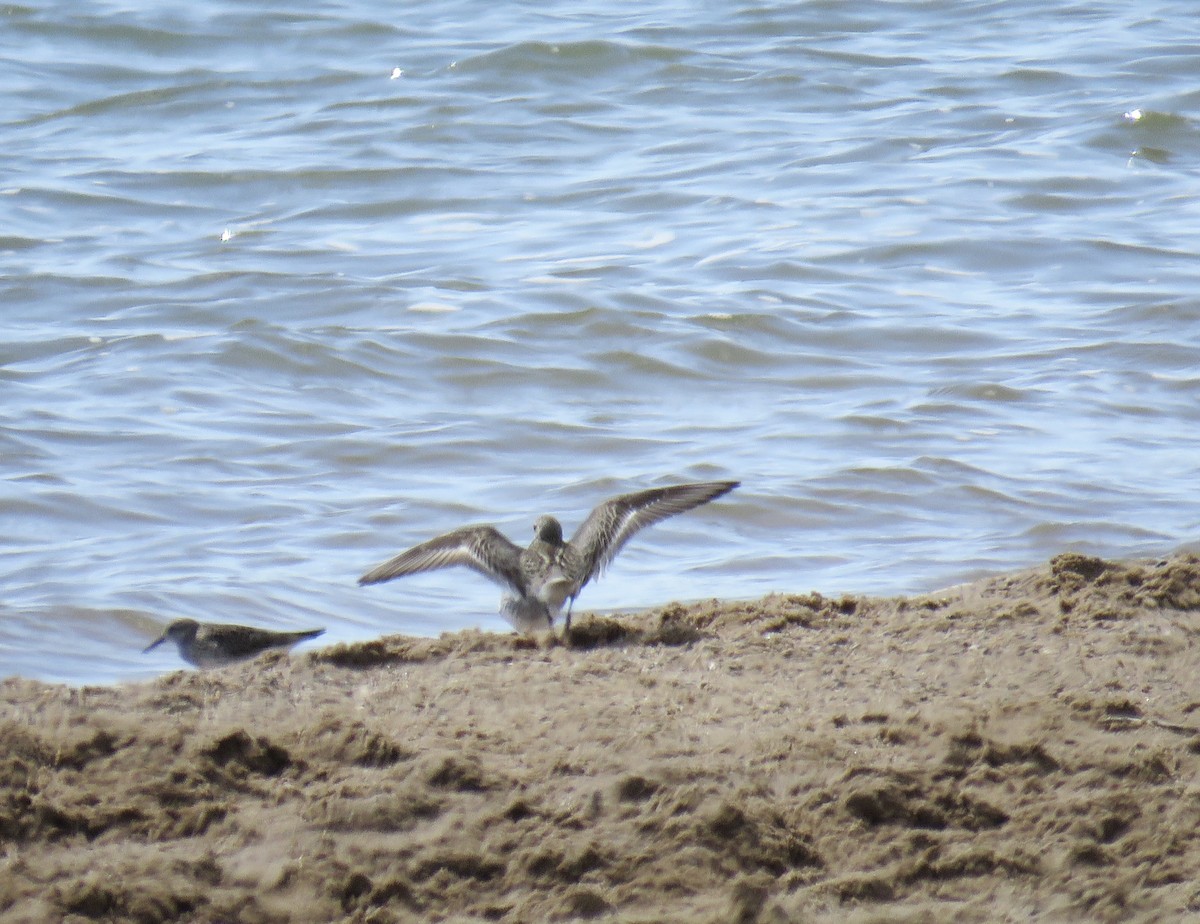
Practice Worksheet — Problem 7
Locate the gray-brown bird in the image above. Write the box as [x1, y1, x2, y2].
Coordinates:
[358, 480, 738, 632]
[142, 619, 325, 668]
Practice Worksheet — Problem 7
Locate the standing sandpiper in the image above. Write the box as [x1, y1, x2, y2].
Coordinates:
[358, 480, 738, 632]
[142, 619, 325, 668]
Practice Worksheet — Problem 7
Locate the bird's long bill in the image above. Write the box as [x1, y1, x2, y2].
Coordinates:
[142, 634, 167, 654]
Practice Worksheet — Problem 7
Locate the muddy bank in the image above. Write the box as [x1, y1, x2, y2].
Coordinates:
[2, 552, 1199, 923]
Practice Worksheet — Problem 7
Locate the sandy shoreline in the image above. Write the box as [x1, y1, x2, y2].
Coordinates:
[2, 552, 1199, 923]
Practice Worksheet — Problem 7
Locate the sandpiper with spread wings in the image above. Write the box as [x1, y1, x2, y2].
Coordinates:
[358, 480, 738, 632]
[143, 619, 325, 668]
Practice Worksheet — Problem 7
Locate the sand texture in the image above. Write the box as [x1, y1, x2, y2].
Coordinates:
[2, 552, 1200, 923]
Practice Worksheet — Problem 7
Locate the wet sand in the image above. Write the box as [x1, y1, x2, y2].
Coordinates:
[2, 552, 1199, 923]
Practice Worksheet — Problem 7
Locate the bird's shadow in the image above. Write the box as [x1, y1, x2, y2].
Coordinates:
[561, 610, 706, 650]
[312, 608, 707, 669]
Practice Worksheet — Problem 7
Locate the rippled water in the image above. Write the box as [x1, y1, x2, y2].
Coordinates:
[3, 1, 1199, 684]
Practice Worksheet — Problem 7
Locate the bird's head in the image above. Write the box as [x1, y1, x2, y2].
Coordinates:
[143, 618, 200, 654]
[532, 515, 564, 545]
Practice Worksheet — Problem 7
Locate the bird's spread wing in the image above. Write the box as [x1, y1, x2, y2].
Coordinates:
[358, 526, 525, 593]
[567, 480, 738, 589]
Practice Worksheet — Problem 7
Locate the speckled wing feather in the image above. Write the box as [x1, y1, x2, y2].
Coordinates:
[357, 525, 526, 594]
[566, 480, 739, 590]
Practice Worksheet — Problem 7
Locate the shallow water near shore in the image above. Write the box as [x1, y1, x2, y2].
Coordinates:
[3, 1, 1200, 684]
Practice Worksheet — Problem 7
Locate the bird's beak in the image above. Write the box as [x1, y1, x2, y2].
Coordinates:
[143, 634, 167, 654]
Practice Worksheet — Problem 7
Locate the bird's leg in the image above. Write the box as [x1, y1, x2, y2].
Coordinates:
[565, 597, 576, 632]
